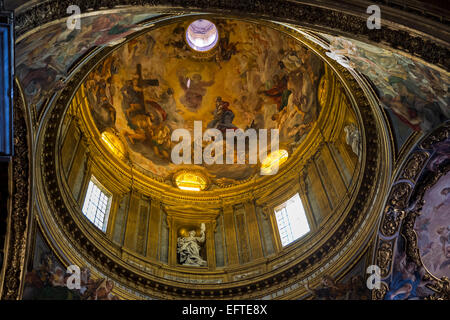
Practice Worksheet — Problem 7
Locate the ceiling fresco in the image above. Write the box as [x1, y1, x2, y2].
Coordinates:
[15, 9, 161, 114]
[82, 19, 326, 185]
[318, 34, 450, 133]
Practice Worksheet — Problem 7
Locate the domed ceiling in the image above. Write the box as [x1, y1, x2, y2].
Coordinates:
[82, 18, 327, 187]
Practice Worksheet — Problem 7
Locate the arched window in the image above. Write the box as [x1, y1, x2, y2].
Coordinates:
[274, 193, 310, 246]
[82, 176, 112, 232]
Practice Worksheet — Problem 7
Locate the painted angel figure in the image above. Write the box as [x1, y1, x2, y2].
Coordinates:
[177, 223, 207, 267]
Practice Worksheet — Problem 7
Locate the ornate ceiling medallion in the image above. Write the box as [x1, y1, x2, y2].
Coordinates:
[185, 19, 219, 52]
[173, 170, 209, 191]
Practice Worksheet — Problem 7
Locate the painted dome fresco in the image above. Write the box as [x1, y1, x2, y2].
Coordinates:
[81, 18, 329, 188]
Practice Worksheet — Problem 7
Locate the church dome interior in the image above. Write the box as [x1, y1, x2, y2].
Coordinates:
[0, 0, 448, 302]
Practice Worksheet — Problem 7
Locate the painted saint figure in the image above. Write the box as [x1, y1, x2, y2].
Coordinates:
[178, 73, 214, 110]
[207, 96, 238, 133]
[177, 223, 207, 267]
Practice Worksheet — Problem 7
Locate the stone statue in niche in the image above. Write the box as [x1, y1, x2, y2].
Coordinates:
[177, 223, 207, 267]
[344, 123, 361, 157]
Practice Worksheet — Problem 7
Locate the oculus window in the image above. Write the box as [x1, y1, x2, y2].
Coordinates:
[82, 176, 112, 232]
[275, 193, 310, 246]
[186, 19, 218, 52]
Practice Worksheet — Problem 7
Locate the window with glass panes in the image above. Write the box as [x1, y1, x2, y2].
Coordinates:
[81, 176, 112, 232]
[274, 193, 310, 246]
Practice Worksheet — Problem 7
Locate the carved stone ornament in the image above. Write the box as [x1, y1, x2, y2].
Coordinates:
[376, 240, 393, 278]
[380, 206, 405, 238]
[401, 151, 429, 181]
[388, 182, 412, 209]
[421, 125, 449, 150]
[177, 223, 207, 267]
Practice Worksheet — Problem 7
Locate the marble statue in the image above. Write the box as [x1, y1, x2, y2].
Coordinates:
[344, 123, 361, 157]
[177, 223, 207, 267]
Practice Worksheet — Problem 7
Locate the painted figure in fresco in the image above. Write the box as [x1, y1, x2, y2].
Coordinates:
[92, 81, 117, 133]
[23, 237, 120, 300]
[84, 279, 119, 300]
[127, 34, 156, 60]
[430, 226, 450, 273]
[23, 252, 55, 300]
[164, 25, 191, 58]
[118, 63, 174, 160]
[435, 188, 450, 211]
[23, 252, 84, 300]
[437, 226, 450, 256]
[207, 96, 238, 133]
[215, 31, 238, 65]
[121, 64, 160, 119]
[326, 36, 450, 132]
[19, 62, 66, 112]
[305, 274, 370, 300]
[345, 275, 370, 300]
[305, 276, 347, 300]
[259, 74, 292, 112]
[177, 224, 207, 267]
[385, 254, 424, 300]
[178, 73, 215, 111]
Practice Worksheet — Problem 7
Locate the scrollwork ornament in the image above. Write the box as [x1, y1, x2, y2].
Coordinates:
[376, 241, 393, 278]
[401, 152, 429, 181]
[420, 123, 449, 149]
[372, 282, 388, 300]
[388, 182, 412, 209]
[400, 202, 424, 267]
[425, 277, 450, 300]
[380, 206, 405, 237]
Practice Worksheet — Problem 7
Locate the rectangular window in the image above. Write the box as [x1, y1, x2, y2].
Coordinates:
[82, 176, 112, 232]
[275, 193, 310, 246]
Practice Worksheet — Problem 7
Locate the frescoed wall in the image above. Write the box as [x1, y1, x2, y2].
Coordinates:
[322, 35, 449, 132]
[23, 231, 119, 300]
[305, 251, 371, 300]
[315, 33, 449, 152]
[414, 143, 450, 280]
[15, 9, 161, 115]
[384, 236, 434, 300]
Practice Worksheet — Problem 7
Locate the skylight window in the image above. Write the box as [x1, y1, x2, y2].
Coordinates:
[274, 193, 310, 246]
[186, 19, 219, 52]
[82, 176, 112, 232]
